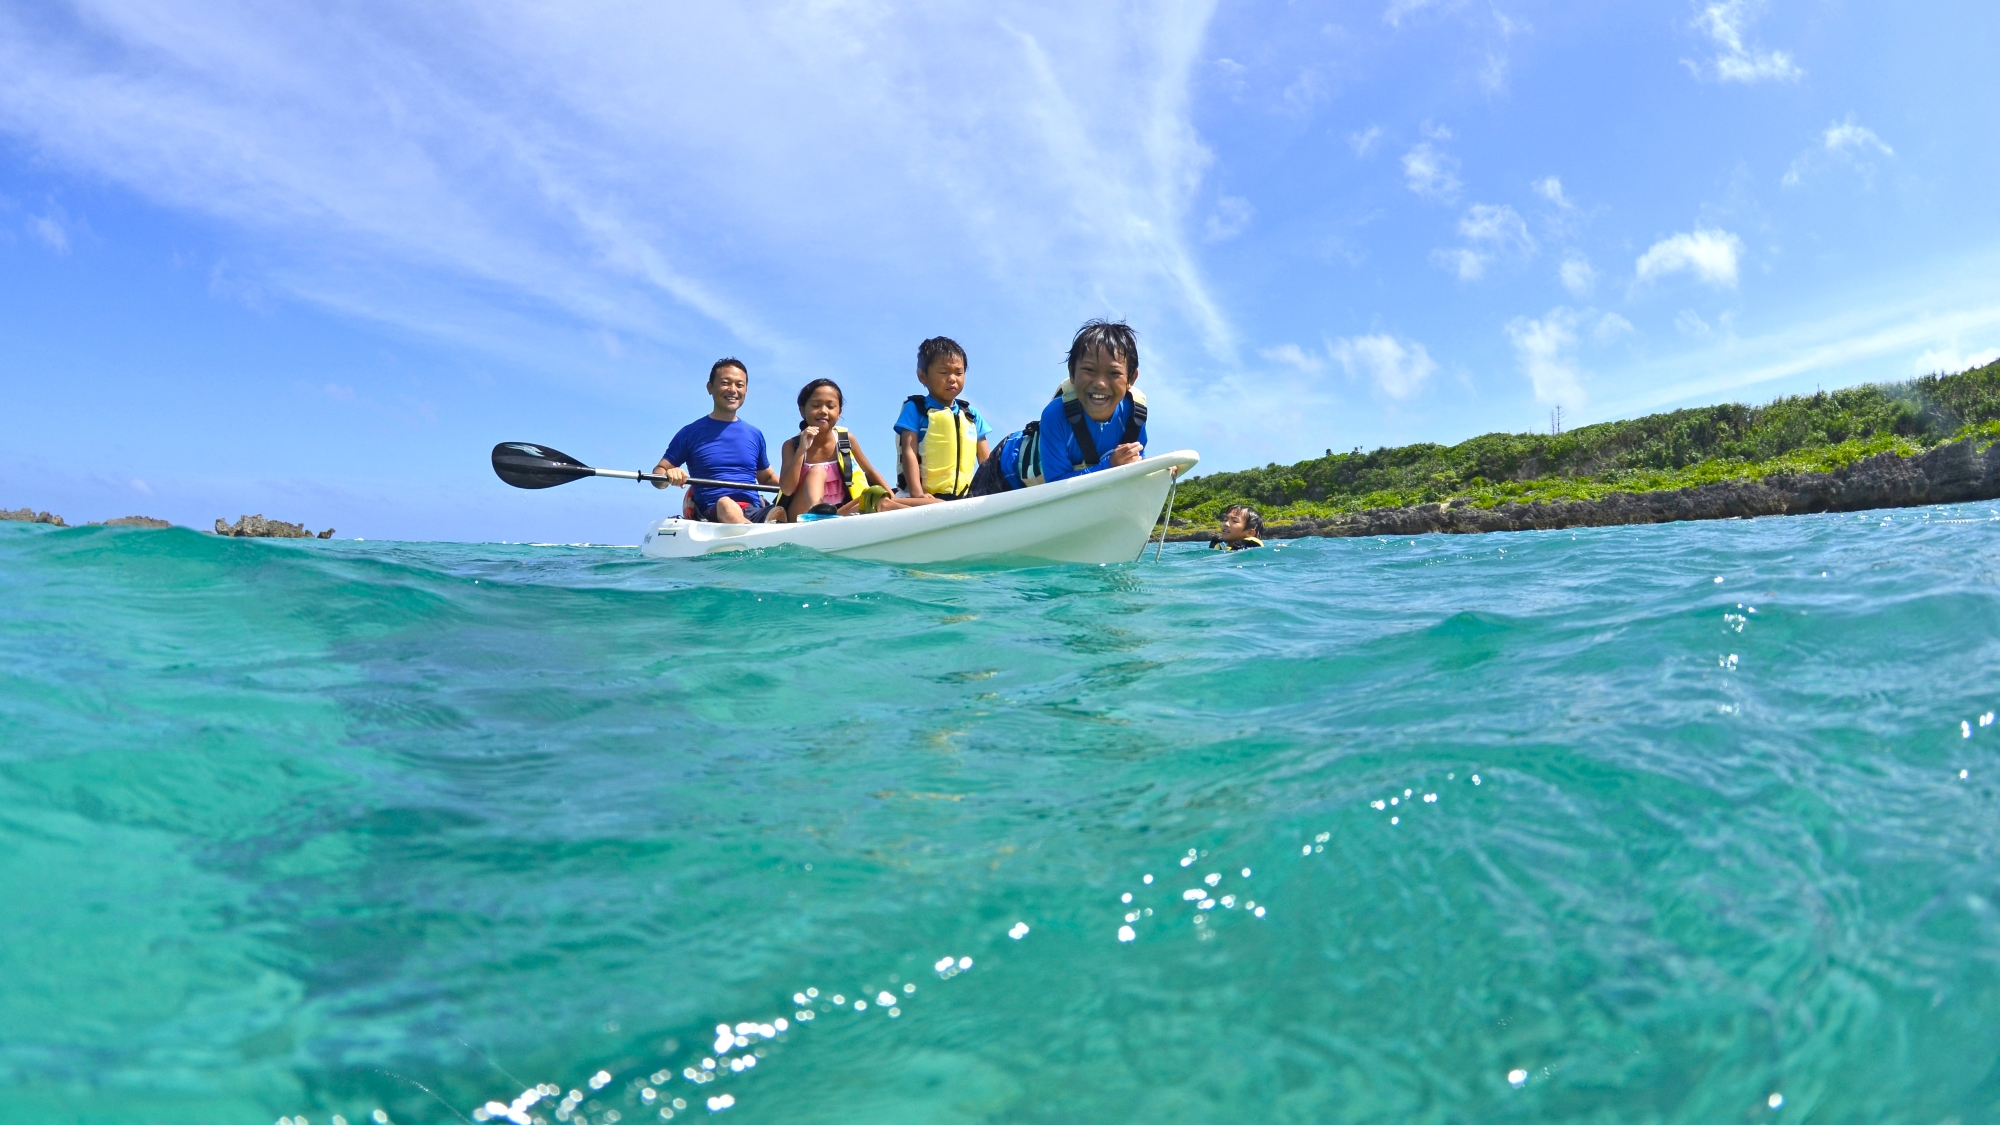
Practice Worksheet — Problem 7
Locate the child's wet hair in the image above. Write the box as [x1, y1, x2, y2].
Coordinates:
[917, 336, 966, 375]
[707, 357, 748, 385]
[1226, 505, 1264, 535]
[1066, 320, 1138, 380]
[796, 377, 844, 410]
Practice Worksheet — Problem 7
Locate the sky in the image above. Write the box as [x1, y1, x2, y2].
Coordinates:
[3, 0, 1999, 542]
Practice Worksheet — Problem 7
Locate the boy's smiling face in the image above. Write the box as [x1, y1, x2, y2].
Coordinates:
[919, 354, 966, 403]
[1070, 346, 1132, 423]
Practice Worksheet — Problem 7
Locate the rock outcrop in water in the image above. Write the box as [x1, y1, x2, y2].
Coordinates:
[1182, 438, 2000, 540]
[2, 508, 67, 527]
[96, 516, 173, 528]
[214, 514, 335, 539]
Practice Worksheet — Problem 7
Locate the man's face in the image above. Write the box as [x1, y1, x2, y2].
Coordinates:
[1221, 509, 1249, 539]
[1070, 347, 1131, 423]
[709, 366, 748, 412]
[919, 355, 966, 403]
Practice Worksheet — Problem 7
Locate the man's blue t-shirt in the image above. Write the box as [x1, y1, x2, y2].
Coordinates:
[664, 416, 770, 509]
[893, 395, 994, 440]
[1035, 394, 1148, 484]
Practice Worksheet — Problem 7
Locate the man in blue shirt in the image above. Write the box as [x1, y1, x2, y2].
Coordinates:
[974, 320, 1153, 494]
[652, 358, 786, 523]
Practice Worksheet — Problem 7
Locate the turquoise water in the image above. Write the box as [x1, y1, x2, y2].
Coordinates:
[5, 506, 2000, 1124]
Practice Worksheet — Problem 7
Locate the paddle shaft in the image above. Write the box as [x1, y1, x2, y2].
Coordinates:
[592, 467, 781, 493]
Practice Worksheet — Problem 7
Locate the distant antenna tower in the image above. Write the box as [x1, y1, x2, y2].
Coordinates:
[1549, 404, 1564, 435]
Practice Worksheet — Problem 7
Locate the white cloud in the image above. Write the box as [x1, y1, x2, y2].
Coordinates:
[1689, 0, 1802, 83]
[1559, 254, 1596, 297]
[28, 210, 68, 254]
[1824, 119, 1893, 158]
[130, 479, 152, 496]
[1914, 345, 1999, 375]
[1505, 307, 1587, 405]
[1477, 53, 1509, 95]
[1420, 120, 1454, 141]
[1785, 115, 1895, 187]
[1383, 0, 1447, 29]
[1205, 196, 1254, 242]
[1675, 308, 1713, 337]
[1331, 333, 1437, 398]
[1260, 343, 1326, 376]
[1402, 143, 1462, 203]
[1594, 312, 1633, 342]
[0, 0, 1238, 376]
[1347, 125, 1382, 157]
[1531, 176, 1571, 208]
[1458, 203, 1533, 252]
[1432, 247, 1487, 281]
[1636, 228, 1743, 288]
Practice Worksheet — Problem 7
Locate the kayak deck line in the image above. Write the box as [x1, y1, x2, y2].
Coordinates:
[640, 450, 1200, 565]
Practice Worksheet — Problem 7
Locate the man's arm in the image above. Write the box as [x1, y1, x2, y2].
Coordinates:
[650, 456, 689, 489]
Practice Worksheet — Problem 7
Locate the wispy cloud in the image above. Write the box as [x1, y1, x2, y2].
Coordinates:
[1783, 116, 1895, 187]
[1383, 0, 1449, 29]
[1402, 142, 1462, 203]
[1531, 176, 1572, 208]
[1687, 0, 1801, 83]
[1458, 203, 1533, 253]
[1332, 333, 1438, 399]
[1434, 203, 1532, 281]
[1347, 125, 1383, 157]
[1205, 196, 1255, 241]
[0, 1, 1235, 379]
[1636, 228, 1743, 288]
[1559, 254, 1597, 297]
[1506, 308, 1587, 405]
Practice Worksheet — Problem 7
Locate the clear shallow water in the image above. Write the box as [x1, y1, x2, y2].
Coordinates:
[5, 506, 2000, 1125]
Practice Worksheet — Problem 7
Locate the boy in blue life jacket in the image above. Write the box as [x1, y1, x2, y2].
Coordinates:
[892, 336, 992, 504]
[969, 320, 1152, 496]
[651, 357, 788, 524]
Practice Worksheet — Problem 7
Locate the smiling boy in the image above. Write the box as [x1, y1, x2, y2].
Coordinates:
[971, 320, 1150, 495]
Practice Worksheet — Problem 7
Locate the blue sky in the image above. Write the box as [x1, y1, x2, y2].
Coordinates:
[4, 0, 1998, 542]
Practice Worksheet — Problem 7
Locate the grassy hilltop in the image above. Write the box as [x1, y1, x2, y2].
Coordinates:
[1170, 359, 2000, 529]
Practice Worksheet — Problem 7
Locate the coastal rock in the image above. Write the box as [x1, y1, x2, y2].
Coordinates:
[1173, 438, 2000, 541]
[213, 514, 332, 539]
[96, 516, 173, 528]
[2, 508, 68, 527]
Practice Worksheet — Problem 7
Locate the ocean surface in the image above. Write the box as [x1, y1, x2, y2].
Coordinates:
[5, 504, 2000, 1125]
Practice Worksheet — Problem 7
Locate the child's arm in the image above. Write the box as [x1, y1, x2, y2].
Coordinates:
[975, 436, 991, 464]
[777, 432, 810, 495]
[848, 436, 892, 488]
[896, 431, 929, 498]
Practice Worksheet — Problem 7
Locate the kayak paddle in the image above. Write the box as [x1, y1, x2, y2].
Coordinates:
[491, 442, 781, 492]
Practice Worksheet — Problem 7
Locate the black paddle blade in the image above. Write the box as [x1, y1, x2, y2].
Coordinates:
[492, 442, 594, 489]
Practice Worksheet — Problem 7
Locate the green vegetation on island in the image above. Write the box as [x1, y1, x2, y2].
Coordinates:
[1171, 359, 2000, 529]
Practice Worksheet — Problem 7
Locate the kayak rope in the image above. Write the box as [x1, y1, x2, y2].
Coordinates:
[1151, 472, 1180, 562]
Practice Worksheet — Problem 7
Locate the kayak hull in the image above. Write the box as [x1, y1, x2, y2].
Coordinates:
[639, 450, 1199, 564]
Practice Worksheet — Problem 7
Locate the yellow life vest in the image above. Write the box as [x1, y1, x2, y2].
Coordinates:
[903, 395, 981, 498]
[833, 428, 867, 501]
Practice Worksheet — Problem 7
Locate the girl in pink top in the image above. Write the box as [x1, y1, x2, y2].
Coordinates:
[777, 379, 895, 520]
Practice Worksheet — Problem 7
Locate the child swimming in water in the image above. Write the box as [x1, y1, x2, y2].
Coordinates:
[1210, 505, 1264, 551]
[777, 378, 894, 520]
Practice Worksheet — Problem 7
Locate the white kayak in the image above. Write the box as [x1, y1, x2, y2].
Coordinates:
[640, 449, 1199, 564]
